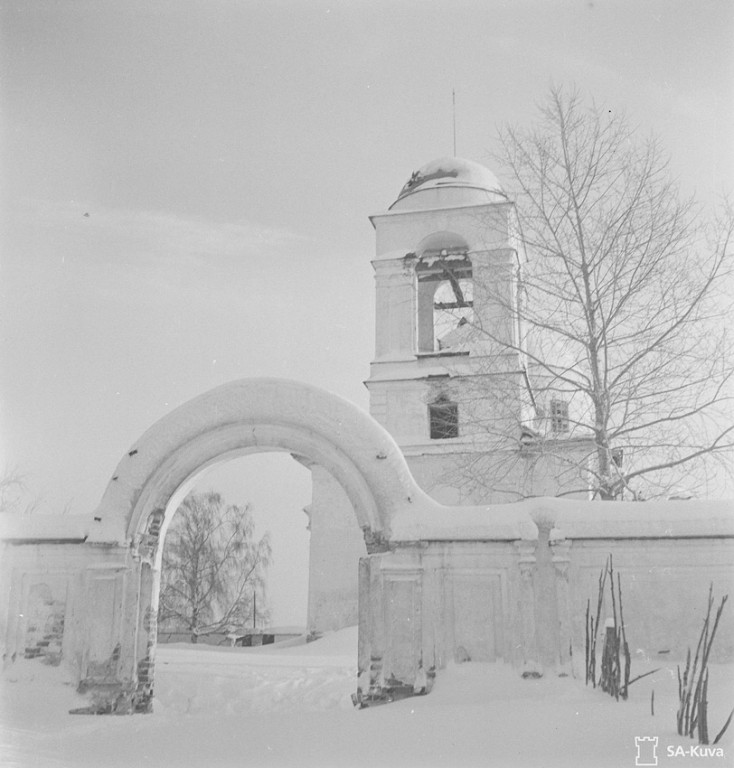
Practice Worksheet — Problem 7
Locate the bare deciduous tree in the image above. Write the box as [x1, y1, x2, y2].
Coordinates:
[0, 468, 43, 515]
[158, 491, 272, 643]
[457, 86, 734, 500]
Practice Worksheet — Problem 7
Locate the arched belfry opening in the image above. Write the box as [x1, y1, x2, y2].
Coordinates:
[413, 232, 474, 355]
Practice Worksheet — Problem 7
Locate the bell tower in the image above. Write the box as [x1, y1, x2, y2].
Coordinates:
[305, 156, 589, 636]
[365, 156, 528, 504]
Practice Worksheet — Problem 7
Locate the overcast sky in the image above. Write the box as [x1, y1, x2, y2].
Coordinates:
[1, 0, 732, 624]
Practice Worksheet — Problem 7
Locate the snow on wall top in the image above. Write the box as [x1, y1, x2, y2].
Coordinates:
[545, 497, 734, 540]
[390, 501, 539, 542]
[389, 497, 734, 543]
[3, 498, 732, 546]
[0, 514, 91, 542]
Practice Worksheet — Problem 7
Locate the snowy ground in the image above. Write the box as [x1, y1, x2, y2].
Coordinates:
[1, 627, 732, 768]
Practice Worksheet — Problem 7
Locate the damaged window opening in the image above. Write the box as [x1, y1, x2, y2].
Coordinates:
[429, 396, 459, 440]
[416, 251, 473, 353]
[550, 399, 569, 433]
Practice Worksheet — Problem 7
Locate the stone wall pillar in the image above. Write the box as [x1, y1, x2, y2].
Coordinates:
[128, 507, 166, 713]
[357, 554, 386, 697]
[551, 538, 572, 675]
[473, 248, 518, 350]
[515, 540, 540, 675]
[75, 508, 164, 714]
[372, 259, 416, 361]
[77, 560, 137, 712]
[355, 547, 426, 705]
[383, 565, 422, 684]
[132, 561, 156, 712]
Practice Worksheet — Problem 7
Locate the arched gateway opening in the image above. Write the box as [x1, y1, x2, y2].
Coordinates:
[84, 378, 421, 712]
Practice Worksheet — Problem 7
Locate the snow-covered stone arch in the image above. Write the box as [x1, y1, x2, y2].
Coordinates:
[69, 378, 434, 712]
[89, 377, 423, 549]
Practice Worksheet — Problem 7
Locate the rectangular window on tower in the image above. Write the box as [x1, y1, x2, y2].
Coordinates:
[429, 397, 459, 439]
[550, 399, 569, 434]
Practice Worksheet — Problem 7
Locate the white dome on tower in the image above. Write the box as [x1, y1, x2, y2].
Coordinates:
[389, 156, 506, 211]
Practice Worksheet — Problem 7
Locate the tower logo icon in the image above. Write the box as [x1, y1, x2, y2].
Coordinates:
[635, 736, 659, 766]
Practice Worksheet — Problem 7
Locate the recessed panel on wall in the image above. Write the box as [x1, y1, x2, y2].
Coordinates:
[83, 570, 124, 681]
[452, 571, 505, 663]
[385, 576, 420, 683]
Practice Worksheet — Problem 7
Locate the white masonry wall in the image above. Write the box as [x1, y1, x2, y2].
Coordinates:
[357, 498, 734, 695]
[0, 527, 132, 680]
[2, 496, 732, 711]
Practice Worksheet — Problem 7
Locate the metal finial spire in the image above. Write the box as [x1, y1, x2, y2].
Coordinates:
[452, 89, 457, 156]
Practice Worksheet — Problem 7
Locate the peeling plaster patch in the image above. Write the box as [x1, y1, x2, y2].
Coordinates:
[134, 602, 157, 713]
[84, 643, 121, 680]
[362, 527, 389, 554]
[135, 508, 166, 561]
[73, 644, 149, 715]
[70, 682, 140, 715]
[23, 583, 65, 665]
[135, 654, 155, 713]
[352, 656, 434, 708]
